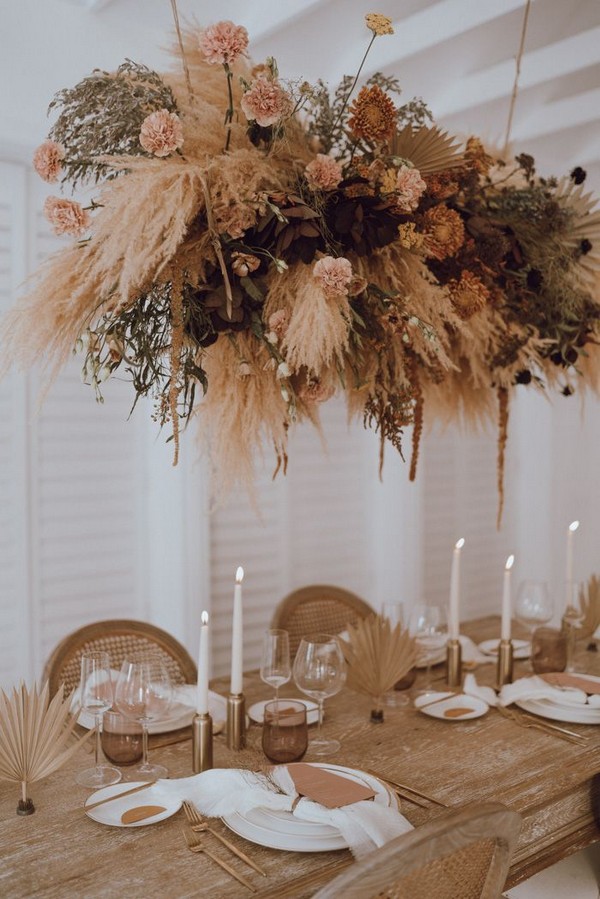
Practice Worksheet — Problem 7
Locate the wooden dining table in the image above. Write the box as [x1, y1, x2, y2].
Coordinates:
[1, 615, 600, 898]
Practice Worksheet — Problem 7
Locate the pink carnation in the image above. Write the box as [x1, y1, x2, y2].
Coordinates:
[313, 256, 353, 297]
[305, 154, 343, 191]
[139, 109, 184, 157]
[240, 77, 293, 128]
[43, 197, 90, 237]
[268, 309, 289, 338]
[199, 21, 249, 66]
[395, 165, 426, 212]
[33, 140, 65, 183]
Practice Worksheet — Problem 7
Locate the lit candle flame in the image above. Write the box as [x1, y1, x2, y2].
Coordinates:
[236, 566, 244, 583]
[201, 610, 209, 625]
[505, 554, 515, 570]
[569, 520, 580, 533]
[455, 538, 465, 550]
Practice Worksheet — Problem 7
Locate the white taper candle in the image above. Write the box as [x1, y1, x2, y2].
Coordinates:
[501, 555, 514, 641]
[230, 567, 244, 695]
[449, 538, 465, 640]
[197, 610, 209, 715]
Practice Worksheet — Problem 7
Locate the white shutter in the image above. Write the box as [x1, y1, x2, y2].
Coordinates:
[0, 162, 30, 688]
[28, 180, 145, 667]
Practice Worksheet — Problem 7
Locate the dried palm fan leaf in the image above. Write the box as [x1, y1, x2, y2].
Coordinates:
[0, 682, 93, 815]
[390, 124, 463, 174]
[578, 575, 600, 640]
[340, 614, 418, 722]
[553, 178, 600, 289]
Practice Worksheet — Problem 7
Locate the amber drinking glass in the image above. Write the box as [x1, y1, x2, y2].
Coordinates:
[531, 627, 567, 674]
[101, 711, 143, 766]
[262, 700, 308, 764]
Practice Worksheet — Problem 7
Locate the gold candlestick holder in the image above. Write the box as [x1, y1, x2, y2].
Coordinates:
[226, 693, 246, 751]
[192, 712, 213, 773]
[496, 639, 514, 687]
[446, 638, 462, 687]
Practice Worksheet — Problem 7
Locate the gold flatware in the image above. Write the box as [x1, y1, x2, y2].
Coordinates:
[84, 781, 156, 812]
[363, 768, 449, 808]
[496, 705, 588, 745]
[181, 827, 256, 892]
[182, 800, 267, 877]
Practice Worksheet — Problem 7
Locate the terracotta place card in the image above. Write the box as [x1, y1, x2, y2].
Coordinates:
[120, 805, 166, 824]
[541, 673, 600, 695]
[287, 763, 375, 808]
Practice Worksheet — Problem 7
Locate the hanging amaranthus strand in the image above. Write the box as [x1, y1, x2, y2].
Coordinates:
[408, 356, 423, 482]
[169, 266, 184, 467]
[496, 386, 509, 530]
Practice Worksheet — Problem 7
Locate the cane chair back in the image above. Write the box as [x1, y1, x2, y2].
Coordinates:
[271, 585, 373, 657]
[313, 802, 521, 899]
[43, 619, 197, 697]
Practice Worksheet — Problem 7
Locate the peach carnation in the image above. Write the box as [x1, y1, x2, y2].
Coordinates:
[33, 140, 65, 183]
[298, 378, 335, 404]
[268, 309, 289, 338]
[305, 154, 343, 191]
[395, 165, 426, 212]
[240, 77, 293, 127]
[313, 256, 353, 297]
[199, 21, 249, 66]
[44, 197, 90, 237]
[139, 109, 183, 157]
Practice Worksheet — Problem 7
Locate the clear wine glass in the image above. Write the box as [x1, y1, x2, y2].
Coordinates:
[293, 634, 346, 757]
[412, 604, 447, 695]
[260, 629, 291, 702]
[382, 602, 414, 707]
[114, 652, 173, 780]
[76, 651, 122, 788]
[515, 581, 553, 634]
[563, 581, 584, 673]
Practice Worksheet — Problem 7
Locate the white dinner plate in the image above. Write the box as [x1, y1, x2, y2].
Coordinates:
[414, 692, 489, 721]
[78, 702, 196, 735]
[516, 698, 600, 725]
[221, 763, 398, 852]
[84, 782, 181, 827]
[248, 699, 320, 726]
[478, 639, 531, 660]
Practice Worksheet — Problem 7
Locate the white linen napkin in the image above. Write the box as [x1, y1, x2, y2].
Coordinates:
[155, 767, 413, 858]
[462, 673, 498, 706]
[499, 675, 588, 707]
[459, 636, 494, 667]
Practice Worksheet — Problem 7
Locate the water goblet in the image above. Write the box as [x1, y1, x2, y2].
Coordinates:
[101, 711, 143, 766]
[381, 602, 414, 707]
[262, 700, 308, 764]
[293, 634, 346, 757]
[563, 581, 584, 673]
[75, 651, 122, 788]
[515, 581, 553, 634]
[114, 652, 172, 780]
[412, 605, 447, 695]
[260, 629, 291, 702]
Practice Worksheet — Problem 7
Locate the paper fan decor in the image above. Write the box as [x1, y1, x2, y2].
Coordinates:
[340, 615, 418, 722]
[390, 124, 463, 174]
[0, 682, 92, 814]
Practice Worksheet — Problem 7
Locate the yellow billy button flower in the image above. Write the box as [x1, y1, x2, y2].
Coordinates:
[365, 13, 394, 36]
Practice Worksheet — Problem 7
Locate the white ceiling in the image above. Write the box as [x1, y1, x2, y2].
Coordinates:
[1, 0, 598, 190]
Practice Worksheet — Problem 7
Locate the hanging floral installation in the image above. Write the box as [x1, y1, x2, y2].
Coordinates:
[3, 13, 600, 520]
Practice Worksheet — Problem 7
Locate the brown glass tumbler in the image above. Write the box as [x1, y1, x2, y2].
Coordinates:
[262, 700, 308, 764]
[101, 711, 143, 766]
[531, 627, 568, 674]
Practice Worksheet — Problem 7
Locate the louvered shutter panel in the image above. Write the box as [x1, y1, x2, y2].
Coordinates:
[0, 162, 30, 688]
[28, 177, 145, 669]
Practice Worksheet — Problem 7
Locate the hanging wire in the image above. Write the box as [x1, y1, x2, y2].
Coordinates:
[503, 0, 532, 156]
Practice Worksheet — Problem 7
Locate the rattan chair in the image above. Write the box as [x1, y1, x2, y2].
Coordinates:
[270, 585, 373, 657]
[313, 802, 521, 899]
[43, 619, 197, 697]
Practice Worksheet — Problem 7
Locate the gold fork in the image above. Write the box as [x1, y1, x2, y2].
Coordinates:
[180, 827, 257, 892]
[182, 801, 267, 877]
[496, 705, 588, 745]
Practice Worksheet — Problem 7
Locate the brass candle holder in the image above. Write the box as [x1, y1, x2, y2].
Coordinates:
[446, 638, 462, 687]
[226, 693, 246, 751]
[496, 639, 514, 687]
[192, 712, 213, 773]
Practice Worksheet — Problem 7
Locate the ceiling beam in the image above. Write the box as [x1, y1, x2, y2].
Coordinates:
[511, 86, 600, 141]
[434, 26, 600, 117]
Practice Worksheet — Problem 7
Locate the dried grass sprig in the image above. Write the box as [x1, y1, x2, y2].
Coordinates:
[340, 615, 418, 719]
[0, 682, 93, 813]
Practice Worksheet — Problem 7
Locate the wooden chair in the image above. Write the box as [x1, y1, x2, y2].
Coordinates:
[313, 802, 521, 899]
[271, 585, 373, 657]
[43, 619, 197, 697]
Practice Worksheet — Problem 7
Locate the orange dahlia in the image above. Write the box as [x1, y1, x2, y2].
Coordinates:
[421, 205, 465, 259]
[448, 271, 490, 319]
[348, 85, 397, 145]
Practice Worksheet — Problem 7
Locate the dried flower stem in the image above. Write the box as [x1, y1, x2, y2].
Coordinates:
[199, 173, 234, 319]
[503, 0, 531, 155]
[496, 386, 509, 530]
[169, 266, 184, 467]
[409, 359, 423, 482]
[170, 0, 194, 104]
[224, 64, 235, 152]
[332, 34, 376, 133]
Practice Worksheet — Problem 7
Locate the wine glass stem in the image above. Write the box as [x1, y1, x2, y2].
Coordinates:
[274, 684, 279, 703]
[94, 712, 102, 768]
[317, 700, 324, 742]
[142, 723, 149, 766]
